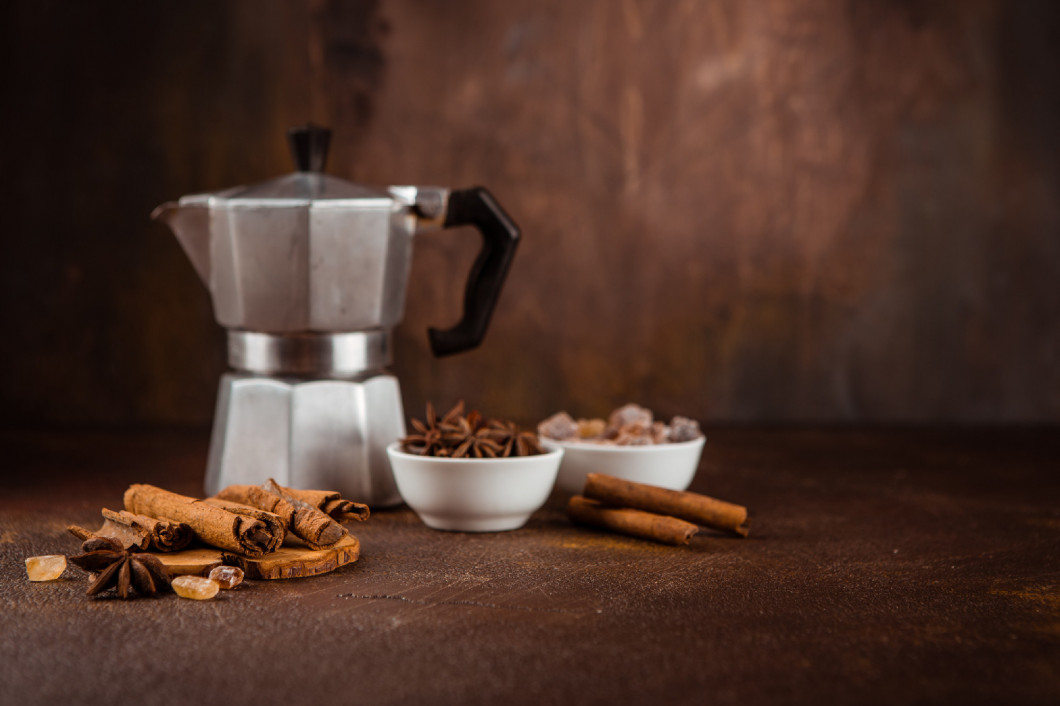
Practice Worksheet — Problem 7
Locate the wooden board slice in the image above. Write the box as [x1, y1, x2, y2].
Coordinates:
[231, 534, 360, 580]
[152, 534, 360, 580]
[155, 547, 225, 577]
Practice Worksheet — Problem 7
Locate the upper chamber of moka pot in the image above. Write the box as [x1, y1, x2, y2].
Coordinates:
[152, 125, 424, 334]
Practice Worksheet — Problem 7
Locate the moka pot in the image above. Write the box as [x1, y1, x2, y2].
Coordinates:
[152, 126, 519, 506]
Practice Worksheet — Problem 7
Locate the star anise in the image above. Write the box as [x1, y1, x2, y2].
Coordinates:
[400, 401, 456, 456]
[400, 401, 545, 458]
[487, 420, 545, 457]
[441, 409, 505, 458]
[68, 536, 171, 599]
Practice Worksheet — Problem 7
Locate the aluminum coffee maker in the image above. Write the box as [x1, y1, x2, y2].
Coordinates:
[153, 126, 519, 506]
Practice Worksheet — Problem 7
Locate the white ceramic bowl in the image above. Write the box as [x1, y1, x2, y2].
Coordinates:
[548, 436, 706, 495]
[386, 443, 564, 532]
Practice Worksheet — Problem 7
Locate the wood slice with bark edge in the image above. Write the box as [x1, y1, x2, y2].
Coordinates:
[228, 534, 360, 580]
[151, 535, 360, 580]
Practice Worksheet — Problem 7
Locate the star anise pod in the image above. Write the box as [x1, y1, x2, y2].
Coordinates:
[488, 420, 545, 457]
[400, 401, 448, 456]
[68, 536, 171, 599]
[442, 410, 505, 458]
[402, 401, 479, 456]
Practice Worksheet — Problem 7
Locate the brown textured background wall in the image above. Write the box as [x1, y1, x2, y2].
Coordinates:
[1, 0, 1058, 427]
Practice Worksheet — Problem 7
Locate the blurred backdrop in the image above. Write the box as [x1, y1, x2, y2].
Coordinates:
[1, 0, 1058, 428]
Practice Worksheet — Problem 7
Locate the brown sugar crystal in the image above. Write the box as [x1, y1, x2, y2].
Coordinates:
[537, 411, 579, 441]
[607, 403, 653, 433]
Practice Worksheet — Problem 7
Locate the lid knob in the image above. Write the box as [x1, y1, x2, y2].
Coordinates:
[286, 124, 332, 173]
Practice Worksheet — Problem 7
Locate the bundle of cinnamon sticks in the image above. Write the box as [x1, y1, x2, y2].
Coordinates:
[69, 480, 369, 557]
[567, 473, 750, 546]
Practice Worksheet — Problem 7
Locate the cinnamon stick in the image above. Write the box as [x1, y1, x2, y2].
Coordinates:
[567, 496, 698, 546]
[117, 509, 194, 552]
[67, 515, 147, 550]
[201, 498, 287, 552]
[212, 482, 347, 550]
[67, 509, 193, 552]
[123, 484, 284, 557]
[274, 485, 370, 523]
[583, 473, 750, 537]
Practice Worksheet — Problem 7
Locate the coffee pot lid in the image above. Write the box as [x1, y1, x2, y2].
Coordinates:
[197, 125, 390, 204]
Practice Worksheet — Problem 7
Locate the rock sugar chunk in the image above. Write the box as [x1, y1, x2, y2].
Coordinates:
[608, 403, 654, 431]
[577, 418, 607, 439]
[25, 555, 66, 581]
[615, 423, 655, 445]
[538, 411, 579, 441]
[208, 565, 244, 590]
[669, 416, 702, 442]
[651, 421, 671, 444]
[173, 575, 220, 600]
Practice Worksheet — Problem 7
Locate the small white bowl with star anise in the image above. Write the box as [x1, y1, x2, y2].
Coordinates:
[387, 402, 564, 532]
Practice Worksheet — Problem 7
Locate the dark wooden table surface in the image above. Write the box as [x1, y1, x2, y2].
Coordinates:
[1, 428, 1058, 705]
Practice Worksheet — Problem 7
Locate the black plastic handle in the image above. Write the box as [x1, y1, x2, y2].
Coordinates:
[428, 187, 520, 357]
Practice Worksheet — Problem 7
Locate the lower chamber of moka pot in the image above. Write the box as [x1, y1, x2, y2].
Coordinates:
[203, 372, 406, 507]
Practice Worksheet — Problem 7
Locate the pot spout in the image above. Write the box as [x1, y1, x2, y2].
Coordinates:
[152, 202, 211, 285]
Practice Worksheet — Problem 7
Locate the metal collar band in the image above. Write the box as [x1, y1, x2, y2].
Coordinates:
[227, 330, 392, 376]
